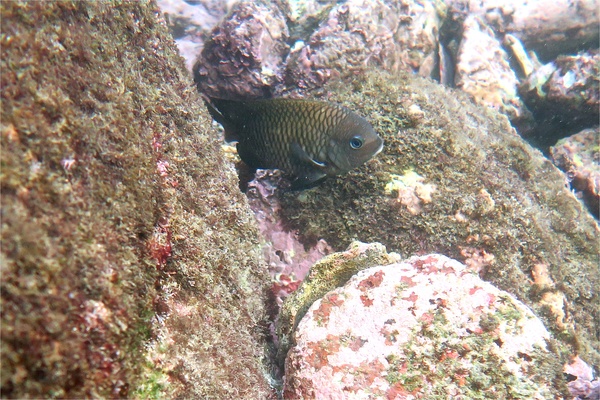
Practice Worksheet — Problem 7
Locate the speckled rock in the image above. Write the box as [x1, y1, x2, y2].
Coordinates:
[276, 242, 400, 366]
[550, 127, 600, 218]
[519, 50, 600, 148]
[193, 1, 289, 98]
[447, 0, 600, 61]
[454, 14, 526, 120]
[284, 254, 568, 399]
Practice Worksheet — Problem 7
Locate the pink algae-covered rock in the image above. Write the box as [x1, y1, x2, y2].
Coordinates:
[284, 254, 566, 399]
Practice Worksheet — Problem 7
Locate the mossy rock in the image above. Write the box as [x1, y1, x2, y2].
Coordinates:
[278, 71, 600, 368]
[1, 1, 271, 398]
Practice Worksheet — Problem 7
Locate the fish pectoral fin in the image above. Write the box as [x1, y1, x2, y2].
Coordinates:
[291, 142, 327, 169]
[290, 171, 328, 190]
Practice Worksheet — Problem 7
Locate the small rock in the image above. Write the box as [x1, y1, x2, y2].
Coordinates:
[564, 356, 600, 399]
[550, 127, 600, 218]
[276, 241, 400, 366]
[284, 254, 568, 399]
[193, 1, 289, 98]
[454, 15, 526, 120]
[518, 50, 599, 148]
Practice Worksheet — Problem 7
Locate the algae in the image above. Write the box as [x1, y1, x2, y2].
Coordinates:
[1, 1, 272, 398]
[278, 71, 600, 367]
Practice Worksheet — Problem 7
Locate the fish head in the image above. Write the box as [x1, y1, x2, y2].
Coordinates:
[325, 113, 384, 175]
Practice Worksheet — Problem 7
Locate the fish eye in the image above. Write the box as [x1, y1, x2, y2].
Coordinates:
[349, 136, 363, 149]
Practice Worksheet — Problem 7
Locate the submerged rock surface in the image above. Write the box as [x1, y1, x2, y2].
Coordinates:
[1, 1, 272, 398]
[277, 71, 599, 369]
[284, 252, 568, 399]
[550, 127, 600, 219]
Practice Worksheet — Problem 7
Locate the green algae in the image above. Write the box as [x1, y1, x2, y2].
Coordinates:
[279, 71, 599, 367]
[1, 1, 272, 398]
[385, 301, 568, 398]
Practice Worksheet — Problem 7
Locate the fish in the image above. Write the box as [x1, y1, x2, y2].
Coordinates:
[204, 97, 384, 189]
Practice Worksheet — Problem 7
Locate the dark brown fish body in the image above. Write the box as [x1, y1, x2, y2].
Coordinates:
[205, 98, 384, 189]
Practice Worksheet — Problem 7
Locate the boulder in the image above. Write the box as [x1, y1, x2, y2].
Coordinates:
[284, 252, 569, 399]
[1, 1, 272, 398]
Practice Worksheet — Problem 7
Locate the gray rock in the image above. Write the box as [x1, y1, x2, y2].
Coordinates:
[454, 14, 527, 120]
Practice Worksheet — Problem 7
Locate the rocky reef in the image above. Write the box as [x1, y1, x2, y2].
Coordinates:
[1, 1, 273, 398]
[185, 0, 599, 217]
[275, 70, 599, 371]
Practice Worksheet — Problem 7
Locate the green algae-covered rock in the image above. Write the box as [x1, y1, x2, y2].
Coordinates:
[1, 1, 272, 398]
[279, 71, 599, 368]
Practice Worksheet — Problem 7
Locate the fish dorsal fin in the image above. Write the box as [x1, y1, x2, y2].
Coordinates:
[290, 142, 327, 169]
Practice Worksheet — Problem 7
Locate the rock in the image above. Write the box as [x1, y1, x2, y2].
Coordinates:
[193, 1, 289, 98]
[447, 0, 600, 61]
[193, 0, 445, 97]
[454, 15, 527, 120]
[519, 50, 600, 148]
[276, 241, 400, 366]
[157, 0, 234, 72]
[550, 127, 600, 218]
[245, 170, 332, 305]
[564, 356, 600, 399]
[283, 0, 445, 93]
[1, 1, 272, 398]
[284, 253, 569, 399]
[277, 70, 600, 368]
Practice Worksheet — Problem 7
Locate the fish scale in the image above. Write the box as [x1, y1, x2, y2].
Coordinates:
[204, 97, 384, 189]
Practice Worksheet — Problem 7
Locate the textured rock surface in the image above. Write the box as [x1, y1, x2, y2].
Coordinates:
[277, 71, 599, 368]
[519, 50, 600, 148]
[454, 15, 525, 120]
[283, 0, 444, 92]
[564, 356, 600, 399]
[550, 127, 600, 219]
[276, 242, 400, 365]
[447, 0, 600, 61]
[284, 254, 568, 399]
[193, 0, 445, 97]
[193, 1, 290, 99]
[1, 1, 272, 398]
[246, 170, 332, 305]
